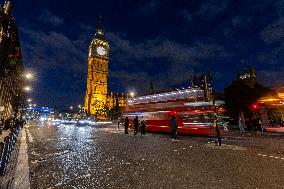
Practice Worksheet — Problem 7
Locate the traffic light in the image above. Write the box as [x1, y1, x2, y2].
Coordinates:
[251, 102, 260, 111]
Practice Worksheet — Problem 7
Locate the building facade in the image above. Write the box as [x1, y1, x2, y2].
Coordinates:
[84, 17, 124, 118]
[0, 0, 25, 120]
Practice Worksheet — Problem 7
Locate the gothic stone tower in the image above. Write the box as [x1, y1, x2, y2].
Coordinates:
[84, 17, 110, 116]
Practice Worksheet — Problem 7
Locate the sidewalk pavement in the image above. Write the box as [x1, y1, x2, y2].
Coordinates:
[12, 129, 30, 189]
[0, 130, 12, 142]
[0, 130, 21, 189]
[0, 128, 30, 189]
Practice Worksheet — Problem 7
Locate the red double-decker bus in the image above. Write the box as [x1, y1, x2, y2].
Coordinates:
[122, 87, 226, 136]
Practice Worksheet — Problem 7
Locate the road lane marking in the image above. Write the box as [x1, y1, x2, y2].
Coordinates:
[257, 154, 284, 161]
[204, 143, 246, 151]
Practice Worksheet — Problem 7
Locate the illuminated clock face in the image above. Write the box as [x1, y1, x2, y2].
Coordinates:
[97, 46, 106, 56]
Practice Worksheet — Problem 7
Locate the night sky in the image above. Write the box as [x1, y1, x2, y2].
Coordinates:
[12, 0, 284, 108]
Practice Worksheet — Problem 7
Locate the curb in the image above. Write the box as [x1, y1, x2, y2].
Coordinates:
[12, 129, 30, 189]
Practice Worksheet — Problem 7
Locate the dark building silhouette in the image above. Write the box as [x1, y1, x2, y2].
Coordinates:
[0, 0, 25, 119]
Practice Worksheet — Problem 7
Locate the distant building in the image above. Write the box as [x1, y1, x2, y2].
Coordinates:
[84, 17, 124, 118]
[237, 67, 256, 87]
[0, 0, 25, 120]
[190, 73, 213, 102]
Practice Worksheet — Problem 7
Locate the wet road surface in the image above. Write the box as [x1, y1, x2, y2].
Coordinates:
[26, 123, 284, 189]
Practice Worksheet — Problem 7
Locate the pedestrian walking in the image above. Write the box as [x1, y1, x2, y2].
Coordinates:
[259, 119, 264, 134]
[169, 115, 178, 140]
[124, 117, 129, 134]
[238, 111, 245, 133]
[238, 119, 245, 133]
[133, 116, 139, 136]
[214, 113, 221, 146]
[140, 116, 146, 136]
[223, 122, 229, 132]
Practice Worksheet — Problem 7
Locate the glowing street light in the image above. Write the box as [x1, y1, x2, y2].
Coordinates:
[24, 72, 33, 80]
[70, 106, 73, 110]
[24, 86, 31, 92]
[78, 104, 82, 109]
[27, 98, 32, 102]
[130, 92, 135, 98]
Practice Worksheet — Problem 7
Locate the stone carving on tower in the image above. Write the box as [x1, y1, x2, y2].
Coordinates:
[84, 17, 110, 117]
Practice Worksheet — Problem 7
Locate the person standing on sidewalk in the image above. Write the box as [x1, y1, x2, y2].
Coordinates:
[214, 113, 221, 146]
[133, 116, 139, 136]
[239, 111, 245, 133]
[140, 116, 146, 136]
[170, 115, 178, 140]
[124, 117, 129, 134]
[259, 119, 264, 134]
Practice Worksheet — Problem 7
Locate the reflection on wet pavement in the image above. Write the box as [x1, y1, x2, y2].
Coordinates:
[27, 124, 284, 189]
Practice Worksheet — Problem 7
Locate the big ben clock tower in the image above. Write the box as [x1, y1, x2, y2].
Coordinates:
[84, 16, 110, 116]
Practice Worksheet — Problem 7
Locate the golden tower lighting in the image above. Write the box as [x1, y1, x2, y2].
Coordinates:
[84, 16, 110, 116]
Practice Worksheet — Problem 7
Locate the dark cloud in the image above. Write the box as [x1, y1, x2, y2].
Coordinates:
[108, 32, 230, 65]
[197, 0, 228, 19]
[257, 3, 284, 88]
[20, 25, 87, 107]
[258, 69, 284, 88]
[140, 0, 158, 15]
[275, 0, 284, 17]
[107, 32, 232, 92]
[38, 9, 64, 26]
[15, 0, 284, 108]
[181, 10, 193, 22]
[261, 18, 284, 45]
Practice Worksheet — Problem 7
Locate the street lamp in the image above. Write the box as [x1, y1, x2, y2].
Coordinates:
[24, 72, 34, 80]
[27, 98, 32, 102]
[24, 86, 31, 92]
[70, 106, 73, 110]
[130, 92, 135, 98]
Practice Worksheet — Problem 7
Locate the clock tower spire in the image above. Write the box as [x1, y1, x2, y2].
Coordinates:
[96, 16, 105, 36]
[84, 16, 110, 117]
